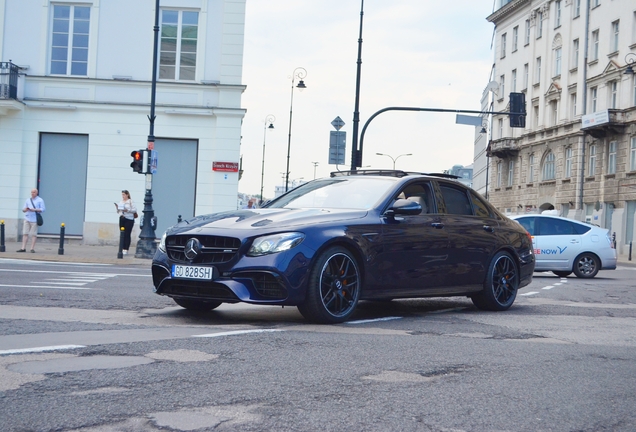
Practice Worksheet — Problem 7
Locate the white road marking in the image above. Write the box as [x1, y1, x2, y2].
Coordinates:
[192, 329, 283, 338]
[542, 286, 555, 290]
[520, 291, 539, 296]
[0, 284, 93, 291]
[346, 316, 403, 324]
[0, 345, 86, 355]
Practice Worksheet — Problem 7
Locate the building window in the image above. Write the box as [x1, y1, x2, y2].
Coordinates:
[498, 118, 504, 138]
[630, 137, 636, 171]
[542, 152, 555, 180]
[160, 10, 199, 81]
[533, 105, 539, 128]
[572, 39, 579, 69]
[565, 147, 572, 178]
[497, 161, 502, 188]
[537, 11, 543, 39]
[590, 86, 598, 112]
[535, 57, 541, 84]
[633, 74, 636, 105]
[550, 100, 558, 126]
[512, 26, 519, 52]
[508, 160, 515, 186]
[570, 92, 577, 117]
[608, 141, 617, 174]
[511, 69, 517, 92]
[500, 75, 505, 99]
[523, 63, 529, 89]
[501, 33, 507, 58]
[610, 81, 618, 109]
[589, 144, 597, 176]
[592, 0, 600, 8]
[525, 19, 531, 45]
[554, 47, 562, 77]
[574, 0, 581, 18]
[555, 1, 562, 28]
[611, 21, 619, 53]
[528, 154, 535, 183]
[50, 5, 91, 76]
[591, 30, 599, 61]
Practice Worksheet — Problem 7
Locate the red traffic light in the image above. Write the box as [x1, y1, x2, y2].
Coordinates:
[130, 150, 145, 173]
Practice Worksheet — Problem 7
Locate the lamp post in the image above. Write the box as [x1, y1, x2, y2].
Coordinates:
[625, 53, 636, 75]
[260, 115, 275, 203]
[285, 67, 307, 192]
[376, 152, 412, 170]
[311, 161, 319, 179]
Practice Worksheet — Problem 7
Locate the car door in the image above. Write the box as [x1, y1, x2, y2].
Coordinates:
[374, 181, 450, 296]
[534, 217, 580, 270]
[436, 183, 498, 288]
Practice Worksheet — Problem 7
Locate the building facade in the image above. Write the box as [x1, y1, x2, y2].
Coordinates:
[481, 0, 636, 256]
[0, 0, 246, 245]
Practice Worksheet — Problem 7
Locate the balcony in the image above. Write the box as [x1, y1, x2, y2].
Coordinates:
[0, 61, 22, 115]
[581, 109, 625, 138]
[487, 138, 520, 158]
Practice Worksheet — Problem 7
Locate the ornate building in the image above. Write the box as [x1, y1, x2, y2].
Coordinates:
[480, 0, 636, 256]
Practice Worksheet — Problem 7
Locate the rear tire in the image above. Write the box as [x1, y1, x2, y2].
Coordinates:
[173, 298, 222, 311]
[573, 253, 600, 278]
[297, 246, 361, 324]
[553, 271, 572, 277]
[472, 251, 518, 311]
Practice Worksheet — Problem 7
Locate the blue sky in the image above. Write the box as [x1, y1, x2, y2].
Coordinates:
[240, 1, 496, 197]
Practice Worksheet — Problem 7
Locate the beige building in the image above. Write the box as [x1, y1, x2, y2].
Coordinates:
[480, 0, 636, 256]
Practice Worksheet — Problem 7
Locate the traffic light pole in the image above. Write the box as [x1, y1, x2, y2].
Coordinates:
[135, 0, 160, 259]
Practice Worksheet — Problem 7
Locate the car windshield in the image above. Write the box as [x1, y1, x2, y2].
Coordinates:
[265, 177, 397, 210]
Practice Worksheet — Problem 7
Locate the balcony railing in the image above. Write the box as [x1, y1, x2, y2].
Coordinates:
[487, 138, 520, 158]
[0, 61, 19, 100]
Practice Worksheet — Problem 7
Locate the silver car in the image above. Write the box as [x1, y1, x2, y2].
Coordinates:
[510, 214, 617, 278]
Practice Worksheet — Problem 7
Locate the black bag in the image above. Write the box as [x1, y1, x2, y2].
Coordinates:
[31, 199, 43, 226]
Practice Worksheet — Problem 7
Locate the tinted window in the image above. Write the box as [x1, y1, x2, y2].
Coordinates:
[439, 185, 472, 215]
[516, 217, 535, 235]
[573, 222, 592, 235]
[538, 217, 576, 235]
[470, 191, 492, 218]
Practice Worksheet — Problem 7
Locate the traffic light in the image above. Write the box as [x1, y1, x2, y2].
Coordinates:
[130, 150, 144, 173]
[509, 92, 526, 128]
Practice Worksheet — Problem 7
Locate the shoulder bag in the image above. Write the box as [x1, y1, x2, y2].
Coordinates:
[31, 198, 44, 226]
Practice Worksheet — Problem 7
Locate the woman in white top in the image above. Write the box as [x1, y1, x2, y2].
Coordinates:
[115, 190, 137, 255]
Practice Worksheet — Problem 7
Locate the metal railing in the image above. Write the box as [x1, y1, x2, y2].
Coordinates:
[0, 61, 19, 100]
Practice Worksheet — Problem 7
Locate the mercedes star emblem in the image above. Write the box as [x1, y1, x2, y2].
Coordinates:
[184, 238, 201, 260]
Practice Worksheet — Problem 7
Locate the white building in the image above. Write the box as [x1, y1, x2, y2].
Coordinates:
[478, 0, 636, 255]
[0, 0, 246, 245]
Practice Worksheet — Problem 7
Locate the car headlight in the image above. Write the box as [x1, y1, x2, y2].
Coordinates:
[247, 232, 305, 257]
[158, 232, 167, 253]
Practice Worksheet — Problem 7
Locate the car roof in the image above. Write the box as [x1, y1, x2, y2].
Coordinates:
[330, 169, 460, 180]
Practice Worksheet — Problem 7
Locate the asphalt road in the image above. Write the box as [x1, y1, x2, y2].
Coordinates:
[1, 258, 635, 431]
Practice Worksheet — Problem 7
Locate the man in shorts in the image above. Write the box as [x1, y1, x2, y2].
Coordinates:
[18, 188, 46, 253]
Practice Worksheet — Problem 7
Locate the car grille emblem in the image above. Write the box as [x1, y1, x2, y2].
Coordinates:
[184, 238, 201, 260]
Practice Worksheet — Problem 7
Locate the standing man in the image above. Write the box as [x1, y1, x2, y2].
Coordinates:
[18, 188, 46, 253]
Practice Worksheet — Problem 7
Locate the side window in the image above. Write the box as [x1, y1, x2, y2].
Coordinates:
[439, 185, 473, 215]
[516, 217, 535, 235]
[397, 182, 434, 214]
[573, 223, 592, 235]
[538, 217, 575, 235]
[470, 191, 492, 218]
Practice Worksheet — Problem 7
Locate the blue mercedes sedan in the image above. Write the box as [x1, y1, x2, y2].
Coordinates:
[151, 170, 535, 323]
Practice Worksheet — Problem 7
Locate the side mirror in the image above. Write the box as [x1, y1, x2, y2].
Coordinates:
[385, 198, 422, 217]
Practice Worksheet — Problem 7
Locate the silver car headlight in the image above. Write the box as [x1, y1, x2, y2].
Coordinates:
[158, 232, 167, 253]
[247, 232, 305, 257]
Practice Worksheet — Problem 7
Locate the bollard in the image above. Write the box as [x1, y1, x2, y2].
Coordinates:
[178, 214, 182, 223]
[58, 223, 65, 255]
[117, 226, 125, 259]
[0, 220, 5, 253]
[629, 241, 633, 261]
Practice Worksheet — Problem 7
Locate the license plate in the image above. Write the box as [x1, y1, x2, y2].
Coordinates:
[172, 264, 214, 280]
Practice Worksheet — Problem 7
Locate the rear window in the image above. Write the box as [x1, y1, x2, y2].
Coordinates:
[439, 185, 472, 216]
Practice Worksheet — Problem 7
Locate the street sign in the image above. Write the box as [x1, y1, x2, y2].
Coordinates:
[329, 130, 346, 165]
[150, 150, 158, 174]
[331, 116, 345, 131]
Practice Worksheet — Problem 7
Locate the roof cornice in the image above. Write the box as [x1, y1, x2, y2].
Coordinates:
[487, 0, 531, 24]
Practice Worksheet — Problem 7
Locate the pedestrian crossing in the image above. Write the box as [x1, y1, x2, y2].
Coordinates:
[0, 269, 117, 290]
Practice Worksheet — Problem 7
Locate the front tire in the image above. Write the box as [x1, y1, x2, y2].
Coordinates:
[573, 253, 600, 278]
[298, 246, 361, 324]
[472, 251, 518, 311]
[173, 298, 222, 311]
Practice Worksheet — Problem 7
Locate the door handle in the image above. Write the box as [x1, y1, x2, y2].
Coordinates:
[431, 222, 444, 229]
[483, 225, 494, 233]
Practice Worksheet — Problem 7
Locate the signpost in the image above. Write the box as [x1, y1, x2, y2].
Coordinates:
[329, 116, 346, 165]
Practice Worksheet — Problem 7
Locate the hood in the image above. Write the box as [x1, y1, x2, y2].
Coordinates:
[168, 208, 368, 235]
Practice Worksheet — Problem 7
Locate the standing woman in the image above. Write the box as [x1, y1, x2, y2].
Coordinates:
[116, 190, 137, 255]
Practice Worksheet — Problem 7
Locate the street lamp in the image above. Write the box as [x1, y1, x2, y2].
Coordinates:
[312, 161, 319, 179]
[624, 53, 636, 75]
[376, 152, 412, 170]
[260, 115, 275, 203]
[285, 67, 307, 192]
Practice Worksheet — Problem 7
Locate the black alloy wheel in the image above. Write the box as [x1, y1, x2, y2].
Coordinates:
[298, 246, 361, 324]
[553, 271, 572, 277]
[173, 298, 222, 311]
[471, 251, 519, 311]
[573, 253, 600, 278]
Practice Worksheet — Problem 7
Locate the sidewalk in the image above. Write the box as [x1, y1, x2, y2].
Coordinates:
[0, 240, 151, 265]
[1, 238, 635, 267]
